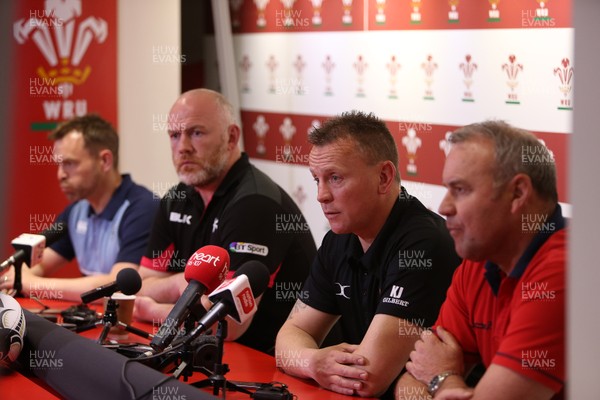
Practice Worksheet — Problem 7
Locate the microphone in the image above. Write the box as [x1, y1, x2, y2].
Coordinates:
[180, 260, 270, 345]
[149, 245, 229, 352]
[80, 268, 142, 304]
[1, 222, 67, 274]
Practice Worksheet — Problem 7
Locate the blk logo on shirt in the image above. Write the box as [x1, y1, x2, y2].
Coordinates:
[169, 211, 191, 225]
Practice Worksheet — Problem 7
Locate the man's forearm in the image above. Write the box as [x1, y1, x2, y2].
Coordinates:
[275, 325, 319, 380]
[24, 274, 117, 303]
[350, 315, 421, 398]
[395, 372, 431, 400]
[138, 272, 184, 303]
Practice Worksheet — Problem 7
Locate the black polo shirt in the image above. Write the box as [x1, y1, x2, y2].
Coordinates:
[141, 153, 315, 354]
[302, 188, 461, 344]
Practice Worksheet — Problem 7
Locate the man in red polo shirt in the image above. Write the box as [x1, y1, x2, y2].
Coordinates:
[396, 121, 565, 400]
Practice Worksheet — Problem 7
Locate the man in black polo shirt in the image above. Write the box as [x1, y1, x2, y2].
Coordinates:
[275, 111, 461, 398]
[134, 89, 315, 355]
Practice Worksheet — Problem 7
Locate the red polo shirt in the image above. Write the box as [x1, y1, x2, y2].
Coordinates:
[436, 222, 565, 397]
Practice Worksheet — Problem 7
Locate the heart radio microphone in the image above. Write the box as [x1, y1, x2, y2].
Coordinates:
[80, 268, 142, 304]
[149, 245, 230, 352]
[180, 260, 270, 345]
[1, 222, 67, 274]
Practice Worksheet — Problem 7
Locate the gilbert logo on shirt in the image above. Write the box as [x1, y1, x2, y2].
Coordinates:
[383, 285, 409, 307]
[169, 211, 192, 225]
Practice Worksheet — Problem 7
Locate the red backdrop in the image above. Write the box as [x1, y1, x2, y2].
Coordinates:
[6, 0, 117, 276]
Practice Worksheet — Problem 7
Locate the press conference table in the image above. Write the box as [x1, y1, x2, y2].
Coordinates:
[3, 298, 371, 400]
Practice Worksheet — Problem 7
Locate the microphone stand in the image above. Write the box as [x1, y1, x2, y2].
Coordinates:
[13, 263, 24, 297]
[1, 256, 25, 296]
[77, 299, 154, 344]
[173, 320, 253, 398]
[141, 315, 284, 398]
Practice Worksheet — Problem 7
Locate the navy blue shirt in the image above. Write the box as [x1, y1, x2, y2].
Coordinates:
[51, 174, 158, 275]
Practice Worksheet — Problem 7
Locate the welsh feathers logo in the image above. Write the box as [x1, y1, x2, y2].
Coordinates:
[459, 54, 477, 102]
[421, 54, 438, 100]
[502, 54, 523, 105]
[14, 0, 107, 92]
[13, 0, 109, 128]
[401, 128, 422, 176]
[553, 58, 573, 111]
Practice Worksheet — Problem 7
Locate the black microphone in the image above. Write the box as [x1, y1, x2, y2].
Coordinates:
[80, 268, 142, 304]
[180, 260, 270, 346]
[1, 222, 67, 273]
[149, 245, 230, 352]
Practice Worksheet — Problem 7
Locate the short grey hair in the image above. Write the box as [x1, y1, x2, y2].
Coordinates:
[449, 120, 558, 203]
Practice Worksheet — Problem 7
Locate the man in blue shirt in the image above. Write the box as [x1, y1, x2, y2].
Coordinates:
[0, 115, 157, 302]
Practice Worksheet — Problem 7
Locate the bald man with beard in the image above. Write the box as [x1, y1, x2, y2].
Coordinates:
[134, 89, 316, 355]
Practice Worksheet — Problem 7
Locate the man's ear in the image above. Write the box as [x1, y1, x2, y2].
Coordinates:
[227, 124, 241, 150]
[378, 161, 397, 194]
[98, 149, 114, 172]
[510, 173, 533, 214]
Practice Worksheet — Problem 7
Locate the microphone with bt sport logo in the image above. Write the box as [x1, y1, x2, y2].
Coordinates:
[176, 260, 270, 347]
[150, 245, 230, 352]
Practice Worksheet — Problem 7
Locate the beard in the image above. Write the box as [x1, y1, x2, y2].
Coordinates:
[176, 144, 230, 188]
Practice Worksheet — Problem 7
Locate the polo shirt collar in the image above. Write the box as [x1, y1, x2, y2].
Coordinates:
[347, 187, 412, 271]
[213, 153, 250, 198]
[85, 174, 133, 220]
[484, 204, 566, 295]
[188, 153, 250, 204]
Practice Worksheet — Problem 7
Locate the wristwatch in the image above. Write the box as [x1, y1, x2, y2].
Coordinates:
[427, 371, 459, 397]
